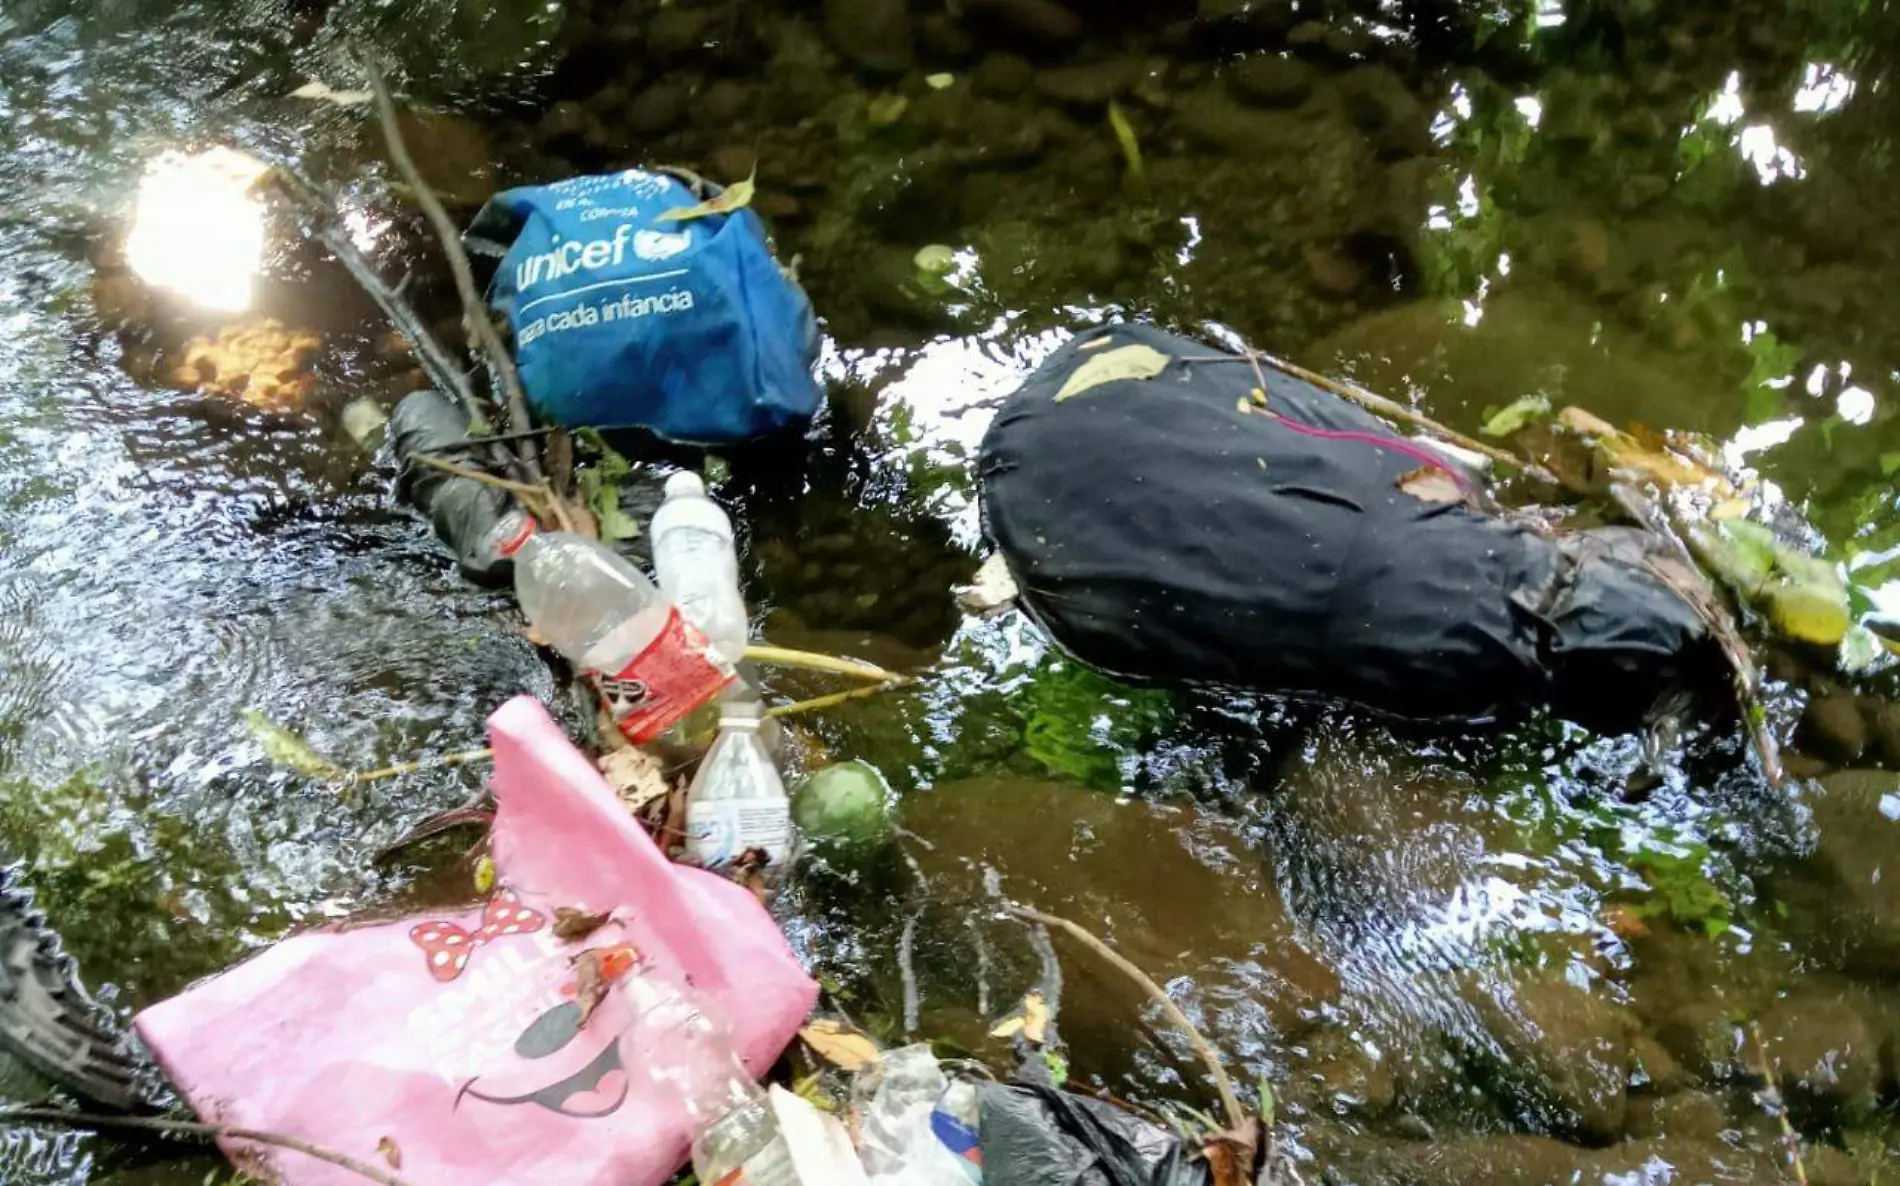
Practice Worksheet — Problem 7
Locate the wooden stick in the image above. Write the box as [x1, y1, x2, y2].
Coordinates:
[347, 748, 493, 786]
[765, 679, 913, 718]
[1006, 906, 1248, 1134]
[407, 452, 545, 501]
[364, 59, 540, 481]
[0, 1108, 414, 1186]
[1748, 1022, 1810, 1185]
[743, 644, 904, 684]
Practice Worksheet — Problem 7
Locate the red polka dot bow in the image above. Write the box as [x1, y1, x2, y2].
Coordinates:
[411, 889, 547, 982]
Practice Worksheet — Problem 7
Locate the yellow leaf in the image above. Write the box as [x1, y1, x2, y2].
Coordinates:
[243, 710, 344, 781]
[1397, 466, 1464, 505]
[989, 1016, 1025, 1040]
[1235, 397, 1253, 415]
[1054, 343, 1170, 402]
[376, 1137, 402, 1170]
[656, 171, 756, 223]
[799, 1019, 882, 1071]
[474, 855, 496, 894]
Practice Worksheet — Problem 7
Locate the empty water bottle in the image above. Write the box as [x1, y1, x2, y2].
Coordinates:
[491, 510, 734, 743]
[684, 701, 793, 870]
[650, 471, 749, 665]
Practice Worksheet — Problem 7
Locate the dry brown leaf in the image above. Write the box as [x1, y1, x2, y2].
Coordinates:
[553, 906, 614, 942]
[1201, 1120, 1261, 1186]
[596, 706, 633, 753]
[376, 1136, 402, 1170]
[600, 747, 669, 814]
[1602, 904, 1650, 941]
[1397, 466, 1464, 505]
[799, 1019, 883, 1071]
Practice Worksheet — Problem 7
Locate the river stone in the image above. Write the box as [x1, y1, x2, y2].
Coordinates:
[1790, 770, 1900, 975]
[1868, 699, 1900, 767]
[1627, 1032, 1687, 1094]
[1467, 976, 1634, 1144]
[646, 6, 712, 57]
[824, 0, 913, 73]
[1797, 682, 1868, 765]
[1285, 1027, 1398, 1117]
[1625, 1090, 1727, 1142]
[1226, 54, 1315, 107]
[1756, 988, 1882, 1115]
[1337, 66, 1432, 158]
[1586, 1138, 1772, 1182]
[1033, 56, 1140, 107]
[958, 0, 1084, 44]
[1653, 1001, 1743, 1082]
[626, 83, 690, 135]
[972, 52, 1033, 97]
[1173, 87, 1310, 155]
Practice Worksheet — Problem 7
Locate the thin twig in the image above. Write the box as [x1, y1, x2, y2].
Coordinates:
[347, 748, 493, 786]
[744, 644, 905, 683]
[1748, 1022, 1810, 1186]
[406, 452, 547, 503]
[0, 1108, 414, 1186]
[1189, 350, 1521, 471]
[766, 679, 914, 718]
[898, 911, 922, 1035]
[364, 58, 540, 481]
[1006, 906, 1247, 1134]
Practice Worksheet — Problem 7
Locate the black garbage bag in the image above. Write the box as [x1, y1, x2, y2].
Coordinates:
[390, 390, 520, 587]
[977, 323, 1719, 731]
[977, 1082, 1211, 1186]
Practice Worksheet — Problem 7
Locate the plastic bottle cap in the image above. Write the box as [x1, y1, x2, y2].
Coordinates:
[664, 471, 707, 500]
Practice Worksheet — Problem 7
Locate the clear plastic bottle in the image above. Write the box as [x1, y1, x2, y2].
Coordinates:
[650, 471, 749, 666]
[490, 511, 733, 743]
[684, 702, 793, 869]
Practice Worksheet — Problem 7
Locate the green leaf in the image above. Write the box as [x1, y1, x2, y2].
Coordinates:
[474, 855, 496, 894]
[867, 93, 909, 127]
[1041, 1049, 1069, 1086]
[1881, 452, 1900, 477]
[655, 169, 756, 223]
[1257, 1077, 1276, 1128]
[594, 500, 642, 542]
[1053, 343, 1170, 402]
[925, 73, 955, 90]
[913, 244, 956, 276]
[1480, 393, 1551, 437]
[1107, 99, 1144, 188]
[243, 710, 344, 780]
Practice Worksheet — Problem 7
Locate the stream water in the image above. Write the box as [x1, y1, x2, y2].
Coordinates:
[4, 0, 1900, 1182]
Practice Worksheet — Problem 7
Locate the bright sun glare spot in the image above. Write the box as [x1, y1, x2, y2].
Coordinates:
[1794, 62, 1855, 114]
[125, 147, 271, 311]
[1838, 385, 1875, 425]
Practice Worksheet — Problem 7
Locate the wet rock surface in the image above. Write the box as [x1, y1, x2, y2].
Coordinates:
[1463, 975, 1635, 1144]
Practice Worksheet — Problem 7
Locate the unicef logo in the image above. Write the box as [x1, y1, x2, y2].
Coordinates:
[632, 229, 692, 261]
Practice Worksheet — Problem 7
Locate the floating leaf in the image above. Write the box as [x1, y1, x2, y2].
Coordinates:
[925, 72, 955, 90]
[243, 710, 344, 780]
[913, 244, 956, 276]
[1480, 393, 1551, 438]
[1041, 1049, 1069, 1086]
[1054, 343, 1170, 401]
[1235, 396, 1254, 416]
[655, 170, 756, 223]
[1396, 466, 1464, 505]
[376, 1137, 401, 1170]
[1257, 1077, 1276, 1128]
[599, 747, 670, 814]
[1764, 581, 1851, 646]
[867, 93, 909, 127]
[473, 855, 497, 894]
[990, 989, 1050, 1044]
[799, 1018, 882, 1071]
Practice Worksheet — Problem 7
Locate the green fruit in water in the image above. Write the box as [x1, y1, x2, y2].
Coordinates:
[793, 761, 893, 851]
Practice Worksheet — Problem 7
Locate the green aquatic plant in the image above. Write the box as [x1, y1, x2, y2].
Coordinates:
[1020, 658, 1176, 790]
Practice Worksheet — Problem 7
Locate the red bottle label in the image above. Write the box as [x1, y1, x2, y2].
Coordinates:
[587, 609, 735, 744]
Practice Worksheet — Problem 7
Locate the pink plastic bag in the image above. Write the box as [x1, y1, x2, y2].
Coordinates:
[135, 695, 817, 1185]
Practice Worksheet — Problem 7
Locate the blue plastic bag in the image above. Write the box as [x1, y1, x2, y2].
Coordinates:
[467, 169, 822, 443]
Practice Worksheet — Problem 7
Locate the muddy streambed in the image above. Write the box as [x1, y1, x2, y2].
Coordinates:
[4, 0, 1900, 1182]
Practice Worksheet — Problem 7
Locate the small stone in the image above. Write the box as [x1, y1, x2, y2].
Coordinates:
[1867, 700, 1900, 768]
[627, 84, 690, 135]
[1286, 20, 1330, 50]
[538, 100, 589, 146]
[646, 7, 712, 57]
[1799, 682, 1869, 765]
[1627, 1033, 1687, 1094]
[1303, 243, 1367, 297]
[918, 12, 976, 59]
[1226, 54, 1315, 107]
[695, 81, 753, 128]
[708, 144, 758, 182]
[972, 52, 1033, 98]
[1757, 988, 1882, 1115]
[1033, 57, 1140, 107]
[824, 0, 914, 74]
[1625, 1091, 1728, 1142]
[1466, 975, 1634, 1144]
[959, 0, 1084, 44]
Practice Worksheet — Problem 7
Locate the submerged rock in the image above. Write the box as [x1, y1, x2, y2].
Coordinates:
[1781, 770, 1900, 976]
[1797, 681, 1868, 765]
[824, 0, 913, 73]
[1756, 986, 1885, 1118]
[1033, 57, 1140, 107]
[1225, 53, 1315, 107]
[1465, 975, 1635, 1144]
[971, 51, 1034, 98]
[958, 0, 1084, 44]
